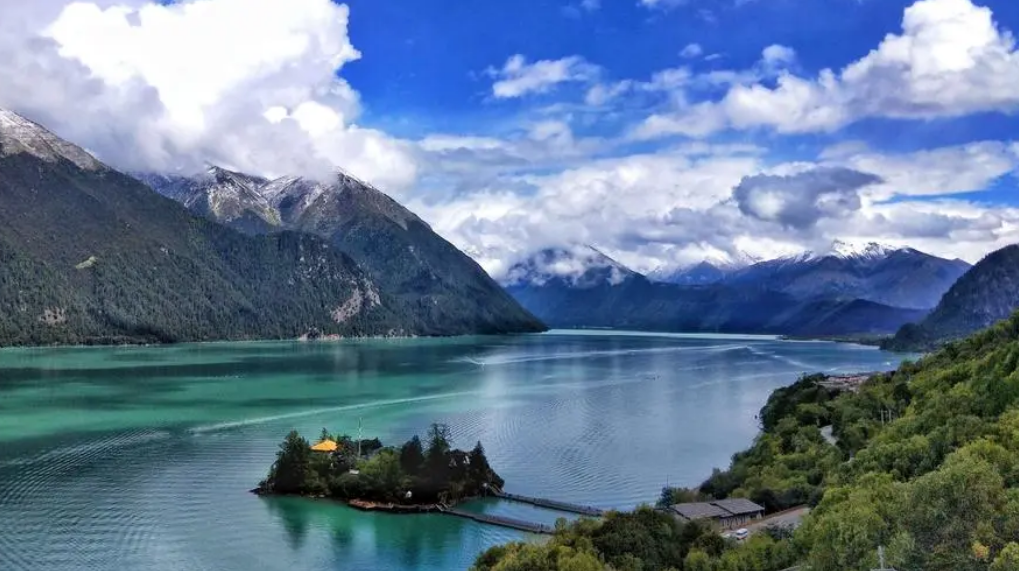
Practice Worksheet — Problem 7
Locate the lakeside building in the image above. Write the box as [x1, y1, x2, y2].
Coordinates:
[669, 498, 765, 529]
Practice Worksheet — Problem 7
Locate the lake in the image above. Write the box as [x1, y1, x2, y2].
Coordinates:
[0, 331, 906, 571]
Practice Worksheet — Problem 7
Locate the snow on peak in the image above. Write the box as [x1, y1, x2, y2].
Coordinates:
[703, 250, 762, 270]
[0, 108, 103, 171]
[826, 240, 898, 260]
[778, 240, 904, 264]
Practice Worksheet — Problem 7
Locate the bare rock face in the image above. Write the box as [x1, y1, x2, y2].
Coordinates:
[332, 280, 383, 324]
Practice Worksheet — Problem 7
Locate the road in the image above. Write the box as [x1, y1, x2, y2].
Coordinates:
[746, 506, 811, 534]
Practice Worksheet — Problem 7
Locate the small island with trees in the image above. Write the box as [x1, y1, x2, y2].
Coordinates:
[254, 423, 505, 512]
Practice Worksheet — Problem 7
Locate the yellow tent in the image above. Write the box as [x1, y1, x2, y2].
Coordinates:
[310, 439, 338, 452]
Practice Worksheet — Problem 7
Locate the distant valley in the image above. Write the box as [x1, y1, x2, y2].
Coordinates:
[502, 243, 970, 338]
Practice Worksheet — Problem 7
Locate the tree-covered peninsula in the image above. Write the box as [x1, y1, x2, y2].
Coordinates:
[473, 311, 1019, 571]
[256, 423, 504, 507]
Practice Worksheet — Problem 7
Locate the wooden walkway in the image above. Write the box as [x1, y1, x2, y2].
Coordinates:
[491, 491, 605, 517]
[442, 507, 554, 534]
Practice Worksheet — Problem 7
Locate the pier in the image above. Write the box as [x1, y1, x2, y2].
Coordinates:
[491, 491, 605, 517]
[441, 507, 555, 534]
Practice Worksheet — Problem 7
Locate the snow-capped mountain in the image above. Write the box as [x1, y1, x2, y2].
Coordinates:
[0, 108, 104, 171]
[257, 175, 329, 225]
[649, 251, 761, 285]
[502, 245, 638, 289]
[774, 240, 904, 265]
[138, 165, 541, 334]
[501, 243, 928, 336]
[728, 240, 971, 309]
[137, 167, 281, 234]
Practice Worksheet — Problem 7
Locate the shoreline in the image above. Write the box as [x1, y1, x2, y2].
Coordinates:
[0, 330, 548, 352]
[252, 488, 481, 515]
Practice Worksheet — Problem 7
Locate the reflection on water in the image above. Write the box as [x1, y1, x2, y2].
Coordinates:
[0, 331, 906, 571]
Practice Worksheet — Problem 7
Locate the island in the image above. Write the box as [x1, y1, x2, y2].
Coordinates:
[254, 423, 504, 511]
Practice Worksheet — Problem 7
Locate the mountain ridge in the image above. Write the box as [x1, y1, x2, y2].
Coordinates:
[0, 108, 544, 345]
[138, 163, 542, 336]
[502, 245, 930, 336]
[883, 243, 1019, 351]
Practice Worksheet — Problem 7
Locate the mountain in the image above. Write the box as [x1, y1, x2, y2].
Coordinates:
[726, 240, 969, 309]
[502, 246, 924, 336]
[649, 252, 759, 285]
[504, 246, 639, 289]
[135, 168, 280, 235]
[0, 108, 542, 346]
[883, 244, 1019, 351]
[0, 109, 403, 345]
[138, 168, 543, 335]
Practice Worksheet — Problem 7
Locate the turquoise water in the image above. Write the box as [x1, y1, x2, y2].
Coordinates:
[0, 331, 905, 571]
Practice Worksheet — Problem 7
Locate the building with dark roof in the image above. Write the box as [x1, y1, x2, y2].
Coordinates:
[669, 498, 765, 529]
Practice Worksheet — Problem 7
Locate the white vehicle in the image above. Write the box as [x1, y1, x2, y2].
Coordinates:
[734, 528, 749, 541]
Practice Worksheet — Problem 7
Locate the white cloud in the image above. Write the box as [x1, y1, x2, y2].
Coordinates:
[827, 141, 1019, 201]
[761, 44, 796, 68]
[4, 0, 1018, 277]
[489, 54, 600, 99]
[680, 43, 703, 59]
[413, 137, 1019, 276]
[0, 0, 417, 190]
[634, 0, 1019, 139]
[639, 0, 686, 9]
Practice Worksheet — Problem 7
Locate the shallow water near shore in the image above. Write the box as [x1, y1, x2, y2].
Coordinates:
[0, 331, 906, 571]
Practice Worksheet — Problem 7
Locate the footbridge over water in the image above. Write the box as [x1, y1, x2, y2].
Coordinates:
[438, 489, 606, 534]
[489, 491, 606, 517]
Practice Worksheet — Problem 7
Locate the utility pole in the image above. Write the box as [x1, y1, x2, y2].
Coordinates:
[871, 546, 896, 571]
[356, 417, 363, 459]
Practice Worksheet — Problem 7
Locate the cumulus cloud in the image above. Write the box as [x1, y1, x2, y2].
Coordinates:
[827, 141, 1019, 201]
[0, 0, 417, 190]
[635, 0, 1019, 138]
[4, 0, 1018, 277]
[489, 55, 600, 99]
[413, 134, 1019, 277]
[732, 167, 882, 229]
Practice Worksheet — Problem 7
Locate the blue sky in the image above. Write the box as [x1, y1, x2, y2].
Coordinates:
[3, 0, 1019, 274]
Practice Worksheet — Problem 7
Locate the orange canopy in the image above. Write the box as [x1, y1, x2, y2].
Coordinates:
[310, 439, 338, 452]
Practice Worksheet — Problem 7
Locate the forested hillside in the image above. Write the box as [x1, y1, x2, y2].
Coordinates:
[0, 149, 409, 346]
[884, 244, 1019, 351]
[141, 167, 546, 336]
[0, 109, 543, 346]
[474, 311, 1019, 571]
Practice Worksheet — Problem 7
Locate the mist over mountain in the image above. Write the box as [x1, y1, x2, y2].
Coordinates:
[502, 244, 931, 336]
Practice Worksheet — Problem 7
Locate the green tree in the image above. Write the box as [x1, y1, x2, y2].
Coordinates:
[267, 430, 312, 494]
[469, 441, 493, 482]
[400, 435, 425, 475]
[426, 422, 452, 475]
[684, 549, 713, 571]
[992, 542, 1019, 571]
[360, 449, 408, 501]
